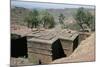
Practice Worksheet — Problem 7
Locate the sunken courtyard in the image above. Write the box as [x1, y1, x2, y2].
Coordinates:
[10, 25, 83, 65]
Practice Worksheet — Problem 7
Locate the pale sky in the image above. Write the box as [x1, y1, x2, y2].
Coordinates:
[14, 0, 95, 5]
[11, 0, 95, 9]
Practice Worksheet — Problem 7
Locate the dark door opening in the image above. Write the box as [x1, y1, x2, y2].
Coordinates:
[73, 36, 79, 51]
[51, 39, 66, 60]
[11, 34, 28, 58]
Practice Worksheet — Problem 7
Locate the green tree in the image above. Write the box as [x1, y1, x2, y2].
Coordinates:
[74, 7, 94, 31]
[91, 15, 95, 31]
[24, 9, 40, 28]
[74, 7, 86, 31]
[24, 14, 32, 28]
[85, 11, 95, 30]
[59, 13, 65, 24]
[48, 15, 55, 28]
[42, 11, 55, 28]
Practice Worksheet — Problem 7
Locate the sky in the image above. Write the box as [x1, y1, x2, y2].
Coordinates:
[11, 1, 95, 9]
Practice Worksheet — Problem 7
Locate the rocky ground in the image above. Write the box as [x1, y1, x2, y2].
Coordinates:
[10, 57, 35, 66]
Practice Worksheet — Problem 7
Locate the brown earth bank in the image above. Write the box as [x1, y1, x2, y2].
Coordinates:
[52, 32, 95, 64]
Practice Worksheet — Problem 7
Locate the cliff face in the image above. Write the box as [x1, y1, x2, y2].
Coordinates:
[52, 32, 95, 63]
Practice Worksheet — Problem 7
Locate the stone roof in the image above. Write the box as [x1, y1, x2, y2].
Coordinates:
[11, 25, 79, 43]
[27, 29, 79, 44]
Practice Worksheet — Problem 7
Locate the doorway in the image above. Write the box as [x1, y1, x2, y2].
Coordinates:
[51, 39, 66, 60]
[73, 36, 79, 51]
[11, 34, 28, 58]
